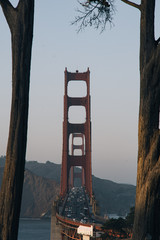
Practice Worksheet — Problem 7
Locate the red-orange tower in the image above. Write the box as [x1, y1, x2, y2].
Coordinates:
[70, 133, 85, 188]
[60, 68, 92, 198]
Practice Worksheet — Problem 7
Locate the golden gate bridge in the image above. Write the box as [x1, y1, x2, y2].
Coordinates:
[50, 68, 129, 240]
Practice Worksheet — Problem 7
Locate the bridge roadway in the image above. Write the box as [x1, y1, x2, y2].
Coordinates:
[52, 187, 103, 240]
[52, 187, 131, 239]
[60, 186, 94, 224]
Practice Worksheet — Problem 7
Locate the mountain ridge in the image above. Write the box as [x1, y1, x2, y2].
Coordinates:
[0, 156, 136, 217]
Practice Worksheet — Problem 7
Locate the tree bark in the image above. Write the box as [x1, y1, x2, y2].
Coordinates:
[0, 1, 34, 240]
[133, 0, 160, 239]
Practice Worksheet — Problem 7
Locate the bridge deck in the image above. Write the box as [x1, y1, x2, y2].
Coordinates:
[60, 187, 93, 224]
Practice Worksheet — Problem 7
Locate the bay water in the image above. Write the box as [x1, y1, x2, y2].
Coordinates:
[18, 218, 51, 240]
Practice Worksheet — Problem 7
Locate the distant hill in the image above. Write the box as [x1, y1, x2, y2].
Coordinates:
[0, 167, 59, 218]
[25, 160, 136, 216]
[92, 176, 135, 216]
[0, 156, 5, 167]
[25, 160, 61, 183]
[21, 169, 59, 218]
[0, 156, 136, 217]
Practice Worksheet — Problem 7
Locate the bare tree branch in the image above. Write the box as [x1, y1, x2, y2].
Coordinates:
[0, 0, 16, 31]
[121, 0, 141, 10]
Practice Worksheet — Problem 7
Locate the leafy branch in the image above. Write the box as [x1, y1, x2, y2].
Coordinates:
[72, 0, 115, 32]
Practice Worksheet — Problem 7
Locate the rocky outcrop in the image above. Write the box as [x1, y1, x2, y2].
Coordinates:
[21, 169, 60, 218]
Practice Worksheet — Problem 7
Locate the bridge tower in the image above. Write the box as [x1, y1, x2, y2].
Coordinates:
[70, 133, 85, 188]
[60, 68, 92, 198]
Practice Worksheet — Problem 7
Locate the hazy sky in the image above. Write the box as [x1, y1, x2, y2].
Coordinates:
[0, 0, 159, 185]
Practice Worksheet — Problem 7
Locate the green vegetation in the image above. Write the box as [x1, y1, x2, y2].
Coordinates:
[125, 206, 135, 229]
[102, 207, 135, 239]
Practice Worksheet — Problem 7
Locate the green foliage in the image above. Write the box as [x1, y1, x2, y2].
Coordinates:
[101, 218, 127, 239]
[72, 0, 115, 32]
[125, 206, 135, 229]
[101, 207, 135, 239]
[103, 217, 126, 232]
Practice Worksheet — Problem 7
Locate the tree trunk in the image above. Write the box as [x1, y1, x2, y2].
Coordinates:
[133, 0, 160, 239]
[0, 1, 34, 240]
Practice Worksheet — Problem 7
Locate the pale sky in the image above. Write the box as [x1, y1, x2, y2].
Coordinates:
[0, 0, 159, 185]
